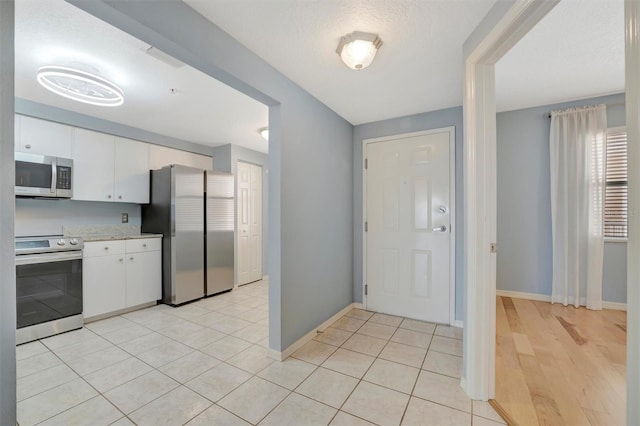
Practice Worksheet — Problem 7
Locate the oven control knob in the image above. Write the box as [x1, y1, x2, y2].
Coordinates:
[69, 238, 78, 245]
[56, 239, 66, 246]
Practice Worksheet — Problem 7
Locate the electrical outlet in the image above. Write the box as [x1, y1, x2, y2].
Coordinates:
[121, 213, 129, 223]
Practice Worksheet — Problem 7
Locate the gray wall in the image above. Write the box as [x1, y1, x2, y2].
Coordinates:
[0, 0, 16, 424]
[212, 144, 269, 279]
[69, 0, 354, 350]
[15, 199, 141, 237]
[496, 93, 627, 303]
[353, 107, 465, 321]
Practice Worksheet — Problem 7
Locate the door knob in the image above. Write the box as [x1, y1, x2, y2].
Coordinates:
[432, 225, 447, 232]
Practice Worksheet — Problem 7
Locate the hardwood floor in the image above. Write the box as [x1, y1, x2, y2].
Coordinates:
[495, 296, 626, 426]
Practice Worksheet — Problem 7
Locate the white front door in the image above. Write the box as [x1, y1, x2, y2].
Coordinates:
[365, 129, 453, 323]
[237, 161, 263, 285]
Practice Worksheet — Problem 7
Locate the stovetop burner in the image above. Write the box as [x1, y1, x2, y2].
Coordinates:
[15, 235, 84, 255]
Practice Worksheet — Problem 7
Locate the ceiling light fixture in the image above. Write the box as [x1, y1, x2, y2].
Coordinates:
[259, 127, 269, 141]
[336, 31, 383, 70]
[36, 65, 124, 107]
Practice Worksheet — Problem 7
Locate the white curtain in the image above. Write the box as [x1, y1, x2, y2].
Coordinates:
[549, 104, 606, 310]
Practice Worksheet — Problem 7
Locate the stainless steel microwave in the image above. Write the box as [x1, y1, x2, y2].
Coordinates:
[15, 152, 73, 198]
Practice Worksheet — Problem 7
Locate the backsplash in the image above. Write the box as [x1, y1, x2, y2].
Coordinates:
[15, 198, 141, 237]
[63, 224, 141, 238]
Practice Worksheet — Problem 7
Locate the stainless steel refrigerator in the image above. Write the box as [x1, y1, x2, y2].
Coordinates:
[142, 165, 235, 305]
[205, 171, 235, 296]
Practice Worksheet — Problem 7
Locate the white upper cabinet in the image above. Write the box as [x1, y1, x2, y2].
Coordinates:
[149, 144, 212, 170]
[114, 137, 150, 203]
[73, 128, 116, 202]
[17, 114, 207, 204]
[73, 130, 149, 203]
[16, 115, 73, 158]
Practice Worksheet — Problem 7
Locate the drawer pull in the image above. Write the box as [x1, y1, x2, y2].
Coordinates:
[25, 144, 31, 149]
[130, 257, 134, 261]
[104, 247, 109, 250]
[143, 244, 147, 248]
[119, 258, 123, 262]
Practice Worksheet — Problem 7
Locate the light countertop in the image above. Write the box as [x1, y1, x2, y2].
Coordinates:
[80, 233, 163, 242]
[63, 224, 162, 242]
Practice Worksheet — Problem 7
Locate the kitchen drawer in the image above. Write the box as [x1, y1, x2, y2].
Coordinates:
[126, 237, 161, 253]
[83, 240, 126, 257]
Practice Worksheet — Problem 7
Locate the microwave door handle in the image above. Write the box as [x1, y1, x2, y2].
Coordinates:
[50, 159, 57, 194]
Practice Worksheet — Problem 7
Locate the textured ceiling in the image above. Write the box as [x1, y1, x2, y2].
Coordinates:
[15, 0, 269, 153]
[17, 0, 625, 150]
[185, 0, 495, 125]
[187, 0, 623, 123]
[496, 0, 624, 112]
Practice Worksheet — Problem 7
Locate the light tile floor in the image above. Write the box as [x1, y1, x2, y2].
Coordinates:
[16, 280, 504, 426]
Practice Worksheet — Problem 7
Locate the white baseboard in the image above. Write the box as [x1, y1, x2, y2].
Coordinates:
[451, 320, 464, 329]
[268, 303, 359, 361]
[496, 289, 627, 311]
[602, 301, 627, 311]
[496, 289, 551, 302]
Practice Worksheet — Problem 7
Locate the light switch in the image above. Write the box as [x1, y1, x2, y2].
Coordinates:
[121, 213, 129, 223]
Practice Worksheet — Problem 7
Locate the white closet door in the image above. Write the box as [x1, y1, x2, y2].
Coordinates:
[237, 161, 263, 285]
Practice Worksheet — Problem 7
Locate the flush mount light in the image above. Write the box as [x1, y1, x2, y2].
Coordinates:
[36, 65, 124, 107]
[336, 31, 383, 70]
[259, 127, 269, 141]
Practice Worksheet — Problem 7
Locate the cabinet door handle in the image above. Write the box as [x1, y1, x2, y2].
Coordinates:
[130, 256, 134, 261]
[119, 258, 123, 262]
[25, 144, 31, 149]
[118, 195, 122, 199]
[104, 247, 109, 250]
[108, 195, 112, 199]
[143, 244, 147, 248]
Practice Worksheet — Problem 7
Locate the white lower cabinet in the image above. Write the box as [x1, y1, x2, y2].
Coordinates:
[125, 241, 162, 307]
[83, 238, 161, 319]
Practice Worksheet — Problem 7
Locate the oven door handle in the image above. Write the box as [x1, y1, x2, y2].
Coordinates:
[15, 251, 83, 266]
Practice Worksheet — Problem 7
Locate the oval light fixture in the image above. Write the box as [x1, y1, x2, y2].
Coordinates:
[259, 127, 269, 141]
[36, 65, 124, 107]
[336, 31, 383, 70]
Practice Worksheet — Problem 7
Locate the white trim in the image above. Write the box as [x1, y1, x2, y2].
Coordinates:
[496, 289, 550, 302]
[603, 301, 627, 311]
[267, 303, 359, 361]
[361, 127, 456, 325]
[496, 289, 627, 311]
[452, 320, 464, 329]
[462, 0, 560, 401]
[627, 3, 640, 421]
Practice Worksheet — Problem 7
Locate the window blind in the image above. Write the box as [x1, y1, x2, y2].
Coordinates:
[605, 129, 627, 238]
